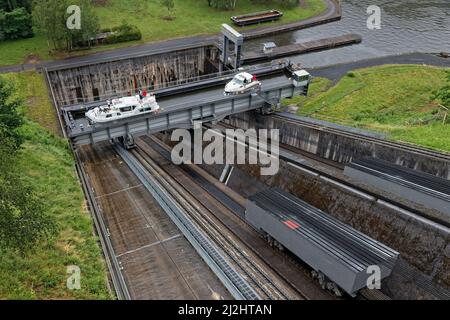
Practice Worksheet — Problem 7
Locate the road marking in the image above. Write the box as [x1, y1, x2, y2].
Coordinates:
[116, 234, 182, 258]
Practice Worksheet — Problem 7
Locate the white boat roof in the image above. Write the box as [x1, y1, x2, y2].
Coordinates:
[112, 96, 139, 105]
[235, 72, 253, 80]
[111, 94, 155, 107]
[293, 70, 310, 76]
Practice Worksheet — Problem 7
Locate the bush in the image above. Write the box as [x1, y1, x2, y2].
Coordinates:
[0, 76, 56, 252]
[0, 0, 32, 12]
[102, 23, 142, 45]
[0, 7, 33, 41]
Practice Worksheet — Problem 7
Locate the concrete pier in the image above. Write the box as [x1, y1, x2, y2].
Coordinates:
[242, 34, 362, 63]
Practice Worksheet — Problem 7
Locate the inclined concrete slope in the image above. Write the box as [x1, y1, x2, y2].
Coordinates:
[225, 109, 450, 179]
[230, 162, 450, 300]
[190, 143, 450, 300]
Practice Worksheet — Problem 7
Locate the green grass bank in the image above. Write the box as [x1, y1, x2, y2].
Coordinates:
[287, 64, 450, 152]
[0, 0, 327, 66]
[0, 72, 111, 299]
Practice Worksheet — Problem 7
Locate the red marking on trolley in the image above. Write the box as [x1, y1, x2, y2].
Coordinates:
[284, 219, 300, 230]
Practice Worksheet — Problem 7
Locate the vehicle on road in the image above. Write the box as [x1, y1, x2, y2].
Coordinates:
[224, 72, 262, 95]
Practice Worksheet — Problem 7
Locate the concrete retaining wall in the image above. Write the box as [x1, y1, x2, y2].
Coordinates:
[228, 161, 450, 300]
[48, 45, 220, 108]
[158, 130, 450, 299]
[224, 111, 450, 179]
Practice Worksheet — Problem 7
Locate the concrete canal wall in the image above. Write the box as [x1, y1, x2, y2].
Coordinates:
[47, 45, 220, 108]
[226, 161, 450, 300]
[158, 129, 450, 300]
[242, 33, 361, 63]
[224, 111, 450, 179]
[191, 156, 450, 300]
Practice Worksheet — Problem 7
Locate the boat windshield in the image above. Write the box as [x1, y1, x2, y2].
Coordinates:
[233, 75, 245, 85]
[98, 106, 110, 113]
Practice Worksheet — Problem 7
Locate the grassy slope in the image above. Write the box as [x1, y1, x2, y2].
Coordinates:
[286, 65, 450, 152]
[6, 72, 61, 135]
[0, 0, 326, 66]
[0, 72, 111, 299]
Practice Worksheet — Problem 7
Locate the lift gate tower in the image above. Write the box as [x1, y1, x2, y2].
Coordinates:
[220, 24, 243, 70]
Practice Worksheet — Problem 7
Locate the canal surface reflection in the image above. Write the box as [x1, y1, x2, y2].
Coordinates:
[244, 0, 450, 67]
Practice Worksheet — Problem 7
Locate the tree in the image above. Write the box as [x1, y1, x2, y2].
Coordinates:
[32, 0, 64, 50]
[0, 76, 23, 150]
[0, 7, 33, 41]
[0, 76, 56, 251]
[0, 167, 56, 252]
[33, 0, 99, 51]
[0, 0, 33, 12]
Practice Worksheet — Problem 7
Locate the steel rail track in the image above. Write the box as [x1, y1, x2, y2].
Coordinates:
[207, 122, 345, 170]
[202, 124, 450, 299]
[132, 144, 296, 300]
[133, 146, 296, 298]
[208, 122, 450, 229]
[142, 135, 323, 300]
[72, 147, 131, 300]
[272, 113, 450, 162]
[114, 144, 259, 300]
[144, 135, 391, 301]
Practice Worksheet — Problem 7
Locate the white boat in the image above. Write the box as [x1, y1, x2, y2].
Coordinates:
[224, 72, 261, 95]
[86, 94, 160, 124]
